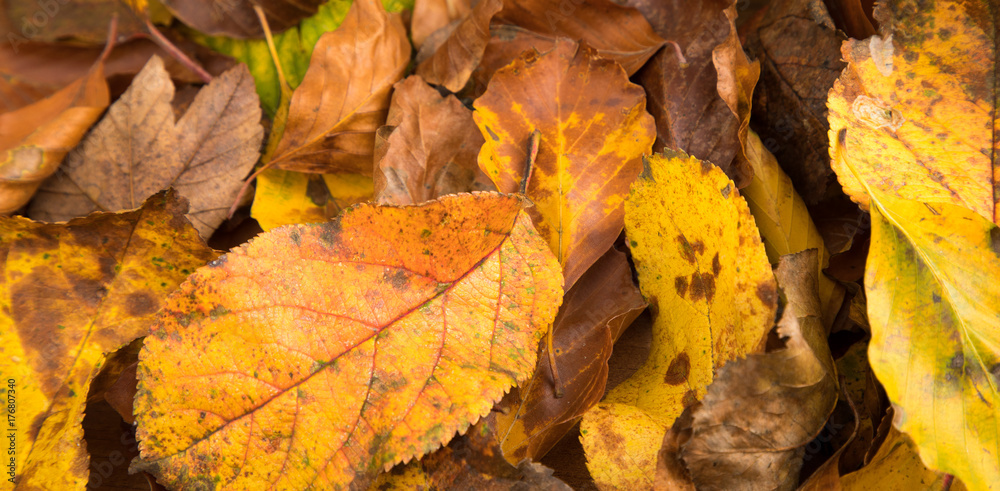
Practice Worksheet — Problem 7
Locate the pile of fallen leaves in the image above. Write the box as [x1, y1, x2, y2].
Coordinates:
[2, 0, 998, 489]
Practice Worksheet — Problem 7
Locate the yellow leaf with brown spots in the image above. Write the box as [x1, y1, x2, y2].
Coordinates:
[0, 190, 217, 490]
[827, 0, 999, 224]
[473, 39, 656, 290]
[251, 168, 374, 231]
[132, 192, 563, 490]
[580, 150, 776, 488]
[833, 129, 1000, 490]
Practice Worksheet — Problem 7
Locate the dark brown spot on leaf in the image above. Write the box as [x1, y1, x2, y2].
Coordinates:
[664, 352, 691, 385]
[126, 292, 158, 317]
[756, 281, 777, 307]
[681, 389, 698, 408]
[688, 272, 716, 302]
[711, 253, 721, 276]
[674, 276, 689, 296]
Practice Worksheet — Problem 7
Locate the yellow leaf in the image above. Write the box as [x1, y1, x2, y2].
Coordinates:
[0, 190, 216, 489]
[827, 0, 999, 224]
[581, 151, 777, 488]
[579, 403, 662, 490]
[834, 129, 1000, 490]
[842, 425, 960, 491]
[251, 169, 373, 230]
[742, 129, 844, 328]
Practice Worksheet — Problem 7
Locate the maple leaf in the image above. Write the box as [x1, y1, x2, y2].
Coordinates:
[474, 39, 656, 290]
[0, 190, 217, 489]
[132, 192, 563, 490]
[28, 56, 263, 239]
[0, 39, 109, 214]
[375, 75, 494, 205]
[833, 129, 1000, 489]
[267, 0, 409, 175]
[827, 0, 999, 224]
[580, 150, 777, 488]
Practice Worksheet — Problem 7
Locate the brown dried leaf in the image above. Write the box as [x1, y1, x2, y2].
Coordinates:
[374, 75, 494, 205]
[411, 0, 472, 50]
[744, 0, 847, 204]
[631, 0, 757, 186]
[28, 56, 263, 239]
[415, 0, 502, 92]
[161, 0, 325, 38]
[662, 250, 838, 490]
[493, 247, 646, 462]
[269, 0, 410, 175]
[0, 47, 108, 214]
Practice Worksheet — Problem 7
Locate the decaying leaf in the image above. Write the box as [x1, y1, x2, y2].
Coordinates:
[494, 0, 665, 76]
[743, 0, 847, 204]
[632, 0, 758, 187]
[742, 129, 843, 328]
[251, 169, 373, 231]
[493, 247, 646, 462]
[659, 250, 839, 491]
[268, 0, 409, 175]
[0, 190, 217, 489]
[581, 403, 664, 490]
[410, 0, 472, 50]
[372, 419, 572, 490]
[375, 75, 493, 205]
[834, 130, 1000, 490]
[29, 56, 263, 239]
[474, 39, 655, 290]
[580, 150, 777, 489]
[0, 43, 109, 214]
[162, 0, 324, 38]
[132, 192, 563, 489]
[415, 0, 502, 93]
[828, 0, 999, 224]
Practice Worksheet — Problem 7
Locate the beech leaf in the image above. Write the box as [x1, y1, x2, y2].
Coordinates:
[0, 190, 217, 489]
[474, 39, 655, 290]
[132, 192, 563, 490]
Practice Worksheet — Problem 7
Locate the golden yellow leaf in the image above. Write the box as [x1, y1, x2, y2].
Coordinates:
[842, 425, 959, 491]
[133, 193, 563, 490]
[0, 190, 216, 489]
[251, 169, 373, 231]
[834, 129, 1000, 490]
[580, 151, 777, 488]
[474, 39, 655, 289]
[827, 0, 999, 224]
[579, 403, 662, 490]
[742, 129, 843, 328]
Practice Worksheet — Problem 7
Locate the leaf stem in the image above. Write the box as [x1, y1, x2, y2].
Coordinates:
[520, 129, 541, 195]
[143, 19, 212, 83]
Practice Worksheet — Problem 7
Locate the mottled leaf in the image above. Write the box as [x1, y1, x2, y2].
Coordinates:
[132, 192, 563, 490]
[474, 39, 655, 289]
[0, 190, 217, 489]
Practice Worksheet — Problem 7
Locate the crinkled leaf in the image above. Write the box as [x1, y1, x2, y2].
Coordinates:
[133, 192, 563, 490]
[29, 56, 263, 239]
[0, 190, 217, 489]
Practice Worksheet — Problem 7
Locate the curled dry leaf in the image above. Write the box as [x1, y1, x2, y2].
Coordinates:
[742, 129, 843, 328]
[132, 193, 564, 490]
[660, 250, 839, 491]
[492, 247, 646, 462]
[494, 0, 665, 76]
[28, 56, 263, 239]
[474, 39, 655, 290]
[161, 0, 324, 38]
[375, 75, 493, 205]
[828, 0, 999, 224]
[580, 151, 777, 489]
[743, 0, 847, 204]
[371, 419, 572, 490]
[0, 47, 109, 214]
[833, 129, 1000, 489]
[415, 0, 502, 93]
[632, 0, 758, 186]
[411, 0, 472, 50]
[269, 0, 410, 175]
[0, 190, 217, 489]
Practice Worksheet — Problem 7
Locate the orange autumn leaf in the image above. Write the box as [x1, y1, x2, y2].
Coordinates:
[474, 39, 656, 290]
[0, 190, 217, 489]
[269, 0, 410, 175]
[132, 192, 564, 490]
